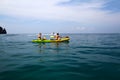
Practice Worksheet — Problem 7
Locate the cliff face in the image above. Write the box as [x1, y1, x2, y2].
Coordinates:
[0, 26, 7, 34]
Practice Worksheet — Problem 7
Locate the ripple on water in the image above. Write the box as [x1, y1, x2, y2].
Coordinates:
[0, 34, 120, 80]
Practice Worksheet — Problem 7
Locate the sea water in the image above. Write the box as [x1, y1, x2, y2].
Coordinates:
[0, 33, 120, 80]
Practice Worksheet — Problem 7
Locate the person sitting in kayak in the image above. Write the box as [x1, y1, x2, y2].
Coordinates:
[55, 33, 61, 40]
[38, 33, 46, 40]
[50, 32, 55, 40]
[38, 33, 42, 39]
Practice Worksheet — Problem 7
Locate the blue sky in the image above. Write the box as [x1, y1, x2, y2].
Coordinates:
[0, 0, 120, 33]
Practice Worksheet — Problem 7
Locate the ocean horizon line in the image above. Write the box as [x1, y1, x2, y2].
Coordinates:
[1, 32, 120, 35]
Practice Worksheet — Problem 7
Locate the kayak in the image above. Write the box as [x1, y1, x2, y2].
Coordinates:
[32, 37, 70, 43]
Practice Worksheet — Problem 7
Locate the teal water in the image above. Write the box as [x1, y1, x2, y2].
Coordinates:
[0, 33, 120, 80]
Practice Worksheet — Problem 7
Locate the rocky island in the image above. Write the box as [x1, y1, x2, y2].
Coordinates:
[0, 26, 7, 34]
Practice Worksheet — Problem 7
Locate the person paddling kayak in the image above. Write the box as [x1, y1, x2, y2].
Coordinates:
[55, 33, 61, 40]
[38, 33, 42, 39]
[38, 33, 46, 40]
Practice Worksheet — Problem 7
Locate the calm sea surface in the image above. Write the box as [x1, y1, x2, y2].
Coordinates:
[0, 33, 120, 80]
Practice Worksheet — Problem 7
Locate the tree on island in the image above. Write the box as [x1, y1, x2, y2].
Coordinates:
[0, 26, 7, 34]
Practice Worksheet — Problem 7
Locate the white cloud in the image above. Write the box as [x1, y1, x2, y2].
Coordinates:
[0, 0, 120, 26]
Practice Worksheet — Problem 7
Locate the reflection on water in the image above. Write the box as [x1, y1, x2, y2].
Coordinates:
[36, 42, 70, 54]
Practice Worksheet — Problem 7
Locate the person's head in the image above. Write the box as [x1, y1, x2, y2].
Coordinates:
[39, 33, 41, 35]
[56, 33, 59, 35]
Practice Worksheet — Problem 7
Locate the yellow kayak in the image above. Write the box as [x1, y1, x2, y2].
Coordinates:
[32, 37, 70, 43]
